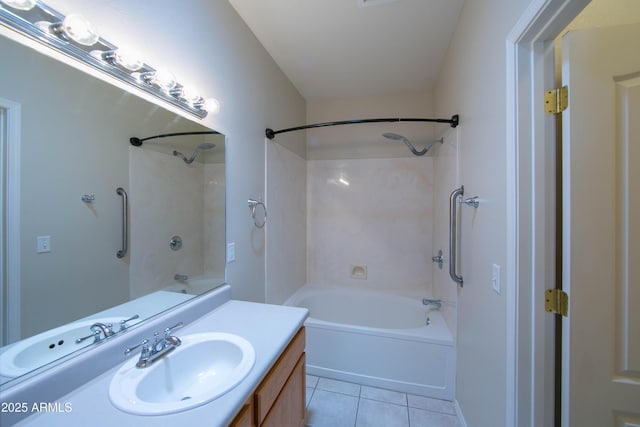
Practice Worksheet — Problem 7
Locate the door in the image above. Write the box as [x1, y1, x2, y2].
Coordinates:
[562, 23, 640, 426]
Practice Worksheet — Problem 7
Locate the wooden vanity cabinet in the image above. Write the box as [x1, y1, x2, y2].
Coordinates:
[229, 327, 306, 427]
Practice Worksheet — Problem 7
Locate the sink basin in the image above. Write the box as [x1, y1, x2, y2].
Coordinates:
[109, 332, 256, 415]
[0, 317, 126, 377]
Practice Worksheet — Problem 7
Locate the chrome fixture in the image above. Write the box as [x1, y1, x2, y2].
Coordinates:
[431, 249, 444, 270]
[423, 299, 442, 309]
[174, 273, 188, 281]
[173, 142, 216, 164]
[169, 235, 183, 251]
[461, 196, 480, 208]
[118, 314, 140, 331]
[75, 329, 100, 344]
[81, 194, 95, 203]
[382, 133, 443, 156]
[116, 187, 128, 259]
[125, 322, 183, 369]
[75, 314, 139, 344]
[248, 198, 267, 228]
[0, 1, 220, 118]
[449, 186, 464, 286]
[75, 322, 113, 344]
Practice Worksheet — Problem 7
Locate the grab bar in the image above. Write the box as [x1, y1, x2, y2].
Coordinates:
[449, 186, 464, 286]
[116, 187, 128, 258]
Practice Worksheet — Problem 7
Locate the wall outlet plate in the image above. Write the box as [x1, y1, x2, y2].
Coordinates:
[492, 264, 501, 294]
[36, 235, 51, 253]
[226, 242, 236, 263]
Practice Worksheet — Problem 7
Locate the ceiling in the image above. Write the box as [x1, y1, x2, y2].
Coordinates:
[228, 0, 465, 101]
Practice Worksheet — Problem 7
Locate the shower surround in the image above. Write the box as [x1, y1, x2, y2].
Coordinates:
[129, 148, 225, 298]
[307, 156, 434, 295]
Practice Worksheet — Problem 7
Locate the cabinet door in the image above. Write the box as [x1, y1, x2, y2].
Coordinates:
[255, 328, 305, 424]
[229, 399, 254, 427]
[261, 353, 306, 427]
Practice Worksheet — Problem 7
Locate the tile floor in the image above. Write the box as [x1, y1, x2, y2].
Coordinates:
[305, 375, 461, 427]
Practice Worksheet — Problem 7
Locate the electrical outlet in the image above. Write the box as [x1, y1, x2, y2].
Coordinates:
[37, 235, 51, 253]
[492, 264, 501, 294]
[226, 242, 235, 263]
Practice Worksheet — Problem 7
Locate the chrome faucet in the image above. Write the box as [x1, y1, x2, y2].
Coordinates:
[422, 298, 442, 309]
[125, 322, 183, 368]
[75, 314, 140, 344]
[75, 322, 114, 344]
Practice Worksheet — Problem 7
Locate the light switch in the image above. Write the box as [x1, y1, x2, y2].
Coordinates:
[227, 242, 236, 263]
[37, 235, 51, 253]
[492, 264, 501, 294]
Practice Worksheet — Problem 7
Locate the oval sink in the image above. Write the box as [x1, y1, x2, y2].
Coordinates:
[109, 332, 255, 415]
[0, 317, 125, 377]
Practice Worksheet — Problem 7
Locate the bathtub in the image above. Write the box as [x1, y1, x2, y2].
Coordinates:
[285, 285, 454, 400]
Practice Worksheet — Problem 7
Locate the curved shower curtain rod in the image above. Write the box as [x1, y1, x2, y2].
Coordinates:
[129, 131, 220, 147]
[265, 114, 459, 140]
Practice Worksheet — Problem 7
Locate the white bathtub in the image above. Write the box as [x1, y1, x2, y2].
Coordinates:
[285, 285, 454, 400]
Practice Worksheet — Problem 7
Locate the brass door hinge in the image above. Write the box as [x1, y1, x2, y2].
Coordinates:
[544, 86, 568, 114]
[545, 289, 568, 317]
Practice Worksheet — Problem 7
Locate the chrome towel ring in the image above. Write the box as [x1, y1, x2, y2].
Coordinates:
[248, 198, 267, 228]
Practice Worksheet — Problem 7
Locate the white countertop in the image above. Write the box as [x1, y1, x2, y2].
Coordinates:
[13, 298, 308, 427]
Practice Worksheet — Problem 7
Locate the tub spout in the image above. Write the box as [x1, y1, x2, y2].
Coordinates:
[422, 298, 442, 309]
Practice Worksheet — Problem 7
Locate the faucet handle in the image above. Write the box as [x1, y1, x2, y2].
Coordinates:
[124, 339, 149, 356]
[75, 329, 101, 344]
[119, 314, 140, 331]
[164, 322, 183, 337]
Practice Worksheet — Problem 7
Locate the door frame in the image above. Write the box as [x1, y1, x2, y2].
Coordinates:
[0, 97, 21, 346]
[505, 0, 589, 425]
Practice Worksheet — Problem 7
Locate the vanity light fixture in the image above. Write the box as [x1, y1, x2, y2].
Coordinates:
[48, 14, 100, 46]
[199, 98, 221, 115]
[140, 69, 177, 91]
[1, 0, 35, 11]
[0, 0, 219, 118]
[99, 48, 144, 72]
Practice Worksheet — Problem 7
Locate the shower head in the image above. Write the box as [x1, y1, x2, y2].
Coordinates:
[382, 132, 406, 141]
[383, 133, 443, 157]
[173, 142, 216, 164]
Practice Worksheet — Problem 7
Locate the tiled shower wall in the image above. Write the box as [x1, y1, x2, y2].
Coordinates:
[307, 157, 434, 295]
[431, 128, 460, 333]
[130, 149, 225, 298]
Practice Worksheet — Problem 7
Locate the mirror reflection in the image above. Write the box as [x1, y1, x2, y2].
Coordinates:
[0, 33, 226, 385]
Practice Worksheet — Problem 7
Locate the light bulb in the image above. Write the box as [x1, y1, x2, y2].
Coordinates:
[59, 14, 99, 46]
[141, 69, 176, 91]
[201, 98, 220, 114]
[179, 85, 201, 103]
[1, 0, 37, 10]
[113, 49, 143, 71]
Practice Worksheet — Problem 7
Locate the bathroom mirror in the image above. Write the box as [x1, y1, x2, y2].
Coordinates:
[0, 32, 226, 386]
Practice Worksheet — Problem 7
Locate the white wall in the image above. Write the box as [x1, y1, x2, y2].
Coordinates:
[307, 157, 434, 294]
[433, 0, 536, 425]
[204, 162, 226, 276]
[307, 92, 435, 160]
[44, 0, 307, 302]
[265, 141, 307, 304]
[129, 149, 204, 298]
[304, 93, 436, 296]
